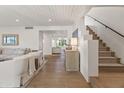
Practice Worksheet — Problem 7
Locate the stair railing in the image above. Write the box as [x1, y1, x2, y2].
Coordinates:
[86, 15, 124, 39]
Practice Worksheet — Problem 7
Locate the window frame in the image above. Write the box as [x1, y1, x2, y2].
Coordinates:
[2, 34, 19, 46]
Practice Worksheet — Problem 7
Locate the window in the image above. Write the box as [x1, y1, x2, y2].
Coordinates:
[2, 34, 19, 46]
[52, 38, 69, 48]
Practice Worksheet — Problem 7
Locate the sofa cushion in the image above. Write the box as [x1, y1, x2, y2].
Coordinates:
[0, 54, 17, 60]
[2, 48, 25, 55]
[16, 48, 26, 55]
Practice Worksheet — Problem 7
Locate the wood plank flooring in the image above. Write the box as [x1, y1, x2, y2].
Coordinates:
[27, 54, 90, 88]
[91, 72, 124, 88]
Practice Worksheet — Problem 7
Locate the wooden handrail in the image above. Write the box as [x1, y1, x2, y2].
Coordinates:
[87, 15, 124, 38]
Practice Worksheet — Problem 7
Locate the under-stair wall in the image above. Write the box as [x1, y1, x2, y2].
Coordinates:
[80, 34, 98, 82]
[75, 17, 98, 82]
[85, 16, 124, 64]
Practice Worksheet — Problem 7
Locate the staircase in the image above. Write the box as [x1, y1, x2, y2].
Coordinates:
[87, 26, 124, 72]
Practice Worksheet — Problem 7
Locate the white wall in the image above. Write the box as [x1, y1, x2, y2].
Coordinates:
[0, 27, 39, 50]
[80, 34, 98, 82]
[86, 7, 124, 64]
[88, 7, 124, 35]
[73, 17, 98, 82]
[0, 26, 73, 51]
[39, 31, 43, 50]
[35, 26, 73, 31]
[88, 40, 98, 78]
[43, 32, 52, 55]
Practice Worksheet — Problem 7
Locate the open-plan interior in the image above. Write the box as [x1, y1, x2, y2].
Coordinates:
[0, 5, 124, 88]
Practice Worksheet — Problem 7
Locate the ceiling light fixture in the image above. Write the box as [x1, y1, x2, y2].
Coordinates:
[48, 18, 52, 22]
[16, 19, 20, 22]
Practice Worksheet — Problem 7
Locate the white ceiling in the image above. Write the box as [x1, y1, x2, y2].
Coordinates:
[0, 5, 91, 26]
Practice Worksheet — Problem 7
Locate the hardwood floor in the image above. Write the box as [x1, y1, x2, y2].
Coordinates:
[90, 72, 124, 88]
[27, 53, 90, 88]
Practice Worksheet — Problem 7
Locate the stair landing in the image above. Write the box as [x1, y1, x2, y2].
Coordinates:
[90, 72, 124, 88]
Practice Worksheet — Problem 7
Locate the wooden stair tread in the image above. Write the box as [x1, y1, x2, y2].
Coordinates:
[99, 47, 110, 50]
[99, 63, 124, 67]
[99, 51, 112, 52]
[99, 57, 118, 59]
[99, 46, 107, 48]
[99, 51, 115, 57]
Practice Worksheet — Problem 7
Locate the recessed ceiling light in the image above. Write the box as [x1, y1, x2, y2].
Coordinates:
[48, 18, 52, 22]
[16, 19, 20, 22]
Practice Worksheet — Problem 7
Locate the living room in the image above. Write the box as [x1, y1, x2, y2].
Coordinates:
[0, 1, 124, 93]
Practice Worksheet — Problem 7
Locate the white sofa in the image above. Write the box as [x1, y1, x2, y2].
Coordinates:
[0, 48, 30, 61]
[52, 47, 61, 54]
[0, 48, 43, 88]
